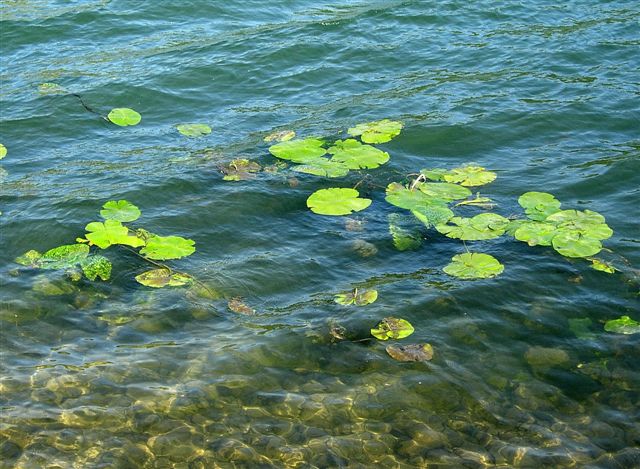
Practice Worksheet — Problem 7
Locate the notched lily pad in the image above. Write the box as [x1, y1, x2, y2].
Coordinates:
[264, 130, 296, 142]
[371, 317, 414, 340]
[292, 158, 350, 178]
[80, 255, 112, 281]
[551, 231, 602, 258]
[604, 315, 640, 335]
[177, 123, 211, 137]
[334, 288, 378, 306]
[140, 235, 196, 260]
[269, 138, 326, 163]
[436, 213, 508, 240]
[386, 343, 433, 362]
[100, 200, 141, 222]
[328, 139, 389, 169]
[85, 220, 145, 249]
[348, 119, 403, 144]
[443, 252, 504, 279]
[135, 269, 194, 288]
[107, 108, 141, 127]
[307, 188, 371, 216]
[518, 192, 561, 221]
[444, 166, 496, 187]
[546, 209, 612, 240]
[221, 159, 261, 181]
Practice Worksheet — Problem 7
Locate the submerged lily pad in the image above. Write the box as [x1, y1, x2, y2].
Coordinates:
[292, 158, 350, 178]
[518, 192, 561, 221]
[514, 221, 557, 246]
[100, 200, 141, 222]
[388, 213, 422, 251]
[328, 139, 389, 169]
[589, 258, 616, 274]
[177, 123, 211, 137]
[386, 343, 434, 362]
[80, 255, 112, 281]
[411, 206, 455, 228]
[604, 315, 640, 334]
[443, 252, 504, 279]
[228, 297, 255, 315]
[417, 182, 471, 201]
[307, 188, 371, 216]
[264, 130, 296, 142]
[371, 317, 414, 340]
[107, 108, 141, 127]
[334, 288, 378, 306]
[135, 269, 193, 288]
[551, 231, 602, 258]
[436, 213, 508, 240]
[85, 220, 145, 249]
[37, 244, 90, 270]
[221, 159, 261, 181]
[269, 138, 326, 163]
[38, 82, 67, 95]
[0, 144, 6, 159]
[348, 119, 403, 144]
[568, 318, 596, 339]
[140, 235, 195, 260]
[15, 249, 42, 267]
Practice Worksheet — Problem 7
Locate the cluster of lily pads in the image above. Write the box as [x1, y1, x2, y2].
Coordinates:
[15, 200, 197, 288]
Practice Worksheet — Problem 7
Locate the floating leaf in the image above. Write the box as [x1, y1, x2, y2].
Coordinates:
[334, 288, 378, 306]
[436, 213, 508, 240]
[388, 213, 422, 251]
[269, 138, 326, 163]
[140, 235, 195, 260]
[546, 210, 612, 240]
[518, 192, 561, 221]
[307, 188, 371, 216]
[604, 316, 640, 335]
[264, 130, 295, 142]
[107, 108, 141, 127]
[80, 255, 112, 281]
[386, 343, 434, 362]
[371, 317, 414, 341]
[176, 123, 211, 137]
[411, 206, 454, 228]
[347, 119, 403, 144]
[327, 139, 389, 169]
[455, 194, 495, 208]
[568, 318, 596, 339]
[100, 200, 141, 222]
[292, 158, 350, 178]
[442, 166, 496, 187]
[505, 219, 527, 236]
[514, 221, 557, 246]
[38, 82, 67, 95]
[443, 252, 504, 279]
[85, 220, 145, 249]
[385, 183, 449, 212]
[589, 258, 616, 274]
[221, 159, 261, 181]
[15, 250, 42, 267]
[420, 168, 448, 181]
[551, 231, 602, 258]
[417, 182, 471, 201]
[135, 269, 193, 288]
[38, 244, 90, 270]
[0, 144, 6, 160]
[228, 297, 255, 315]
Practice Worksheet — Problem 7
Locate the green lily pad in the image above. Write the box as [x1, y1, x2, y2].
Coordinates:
[420, 168, 449, 181]
[568, 318, 596, 339]
[80, 255, 112, 281]
[589, 258, 616, 274]
[347, 119, 403, 144]
[436, 213, 508, 240]
[455, 194, 495, 208]
[292, 158, 350, 178]
[546, 210, 613, 240]
[443, 252, 504, 279]
[327, 139, 390, 169]
[264, 130, 296, 142]
[604, 315, 640, 335]
[135, 269, 194, 288]
[15, 249, 42, 267]
[410, 206, 454, 229]
[307, 188, 371, 216]
[334, 288, 378, 306]
[388, 213, 422, 251]
[551, 231, 602, 258]
[100, 200, 141, 222]
[269, 138, 326, 163]
[140, 235, 196, 260]
[37, 244, 90, 270]
[385, 183, 450, 212]
[417, 182, 472, 201]
[85, 219, 145, 249]
[518, 192, 561, 221]
[505, 219, 527, 236]
[221, 159, 261, 181]
[514, 221, 557, 246]
[386, 343, 434, 362]
[443, 166, 496, 187]
[177, 123, 211, 137]
[0, 144, 6, 160]
[371, 317, 415, 340]
[107, 108, 141, 127]
[38, 82, 67, 95]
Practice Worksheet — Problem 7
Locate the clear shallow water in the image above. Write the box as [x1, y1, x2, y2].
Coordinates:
[1, 0, 639, 467]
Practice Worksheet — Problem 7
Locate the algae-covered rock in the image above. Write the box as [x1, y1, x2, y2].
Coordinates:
[525, 346, 570, 368]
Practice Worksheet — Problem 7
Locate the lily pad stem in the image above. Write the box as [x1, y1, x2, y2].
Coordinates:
[71, 93, 108, 121]
[409, 174, 426, 191]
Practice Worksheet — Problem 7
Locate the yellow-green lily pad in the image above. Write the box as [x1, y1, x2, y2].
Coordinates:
[307, 188, 371, 216]
[348, 119, 403, 144]
[328, 139, 389, 169]
[177, 123, 211, 137]
[371, 317, 414, 340]
[443, 252, 504, 279]
[140, 235, 195, 260]
[107, 108, 141, 127]
[334, 288, 378, 306]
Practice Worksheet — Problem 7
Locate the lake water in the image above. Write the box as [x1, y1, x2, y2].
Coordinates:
[1, 1, 639, 467]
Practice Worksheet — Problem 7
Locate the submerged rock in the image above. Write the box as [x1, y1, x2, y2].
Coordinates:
[525, 346, 570, 368]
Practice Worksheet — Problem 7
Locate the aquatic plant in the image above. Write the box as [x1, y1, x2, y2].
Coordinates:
[334, 288, 378, 306]
[107, 108, 141, 127]
[604, 316, 640, 334]
[220, 159, 262, 181]
[421, 165, 497, 187]
[176, 123, 211, 137]
[269, 138, 327, 163]
[386, 343, 433, 362]
[327, 139, 389, 169]
[443, 253, 504, 279]
[348, 119, 403, 144]
[306, 188, 371, 216]
[264, 130, 295, 142]
[371, 317, 414, 340]
[0, 143, 6, 159]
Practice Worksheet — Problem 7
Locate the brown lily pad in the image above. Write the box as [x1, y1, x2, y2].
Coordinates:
[385, 343, 434, 362]
[228, 297, 255, 315]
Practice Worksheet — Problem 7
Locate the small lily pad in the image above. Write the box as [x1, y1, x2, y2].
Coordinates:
[307, 188, 371, 216]
[292, 158, 350, 178]
[518, 192, 561, 221]
[328, 139, 390, 169]
[85, 220, 145, 249]
[100, 200, 141, 222]
[443, 252, 504, 279]
[334, 288, 378, 306]
[80, 255, 112, 281]
[551, 231, 602, 258]
[386, 343, 433, 362]
[107, 108, 141, 127]
[417, 182, 471, 201]
[371, 317, 414, 340]
[140, 235, 195, 260]
[15, 249, 42, 267]
[177, 123, 211, 137]
[443, 166, 496, 187]
[514, 221, 557, 246]
[0, 144, 6, 160]
[221, 159, 261, 181]
[269, 138, 326, 163]
[604, 315, 640, 334]
[347, 119, 403, 144]
[589, 258, 616, 274]
[264, 130, 296, 142]
[228, 297, 255, 315]
[38, 82, 67, 95]
[135, 269, 194, 288]
[436, 213, 508, 240]
[38, 244, 90, 270]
